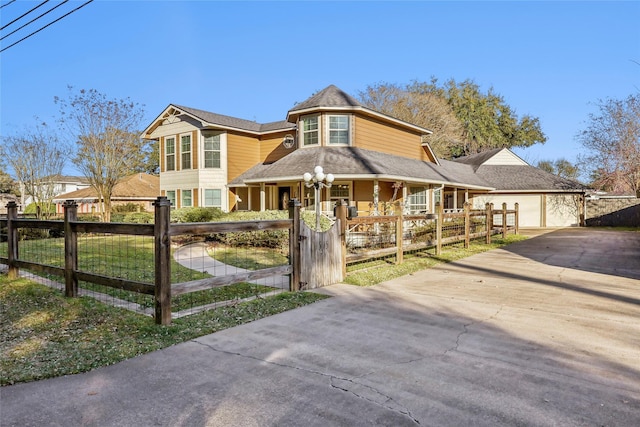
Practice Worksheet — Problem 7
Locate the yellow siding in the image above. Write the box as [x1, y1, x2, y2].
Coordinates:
[227, 133, 260, 181]
[260, 132, 294, 163]
[193, 188, 199, 207]
[354, 115, 434, 163]
[159, 136, 165, 173]
[192, 130, 198, 170]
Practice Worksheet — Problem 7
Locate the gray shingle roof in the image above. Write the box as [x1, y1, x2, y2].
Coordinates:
[289, 85, 363, 112]
[475, 165, 588, 191]
[174, 105, 295, 133]
[453, 148, 504, 168]
[230, 147, 493, 189]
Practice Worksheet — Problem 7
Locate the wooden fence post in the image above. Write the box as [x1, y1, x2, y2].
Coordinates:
[396, 203, 403, 265]
[154, 196, 172, 325]
[485, 203, 493, 244]
[6, 201, 19, 279]
[514, 202, 519, 235]
[464, 202, 470, 249]
[63, 200, 78, 297]
[436, 202, 443, 256]
[502, 202, 508, 239]
[289, 198, 302, 291]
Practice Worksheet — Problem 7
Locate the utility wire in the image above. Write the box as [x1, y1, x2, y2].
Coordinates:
[1, 0, 50, 31]
[1, 1, 17, 9]
[0, 0, 94, 53]
[1, 0, 69, 42]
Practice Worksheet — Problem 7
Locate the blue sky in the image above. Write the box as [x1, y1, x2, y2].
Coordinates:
[1, 0, 639, 177]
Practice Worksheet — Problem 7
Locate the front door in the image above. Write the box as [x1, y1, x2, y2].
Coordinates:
[278, 187, 290, 210]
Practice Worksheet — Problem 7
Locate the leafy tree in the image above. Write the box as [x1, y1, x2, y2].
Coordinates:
[1, 122, 69, 218]
[360, 78, 547, 158]
[0, 154, 18, 194]
[137, 139, 159, 175]
[56, 88, 148, 221]
[537, 158, 579, 180]
[576, 94, 640, 196]
[0, 169, 16, 194]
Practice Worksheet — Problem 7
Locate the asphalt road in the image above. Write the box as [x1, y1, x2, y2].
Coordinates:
[2, 228, 639, 426]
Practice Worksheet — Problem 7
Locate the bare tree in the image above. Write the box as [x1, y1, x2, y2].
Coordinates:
[1, 122, 69, 218]
[56, 88, 147, 221]
[576, 94, 640, 196]
[537, 158, 579, 180]
[359, 82, 465, 158]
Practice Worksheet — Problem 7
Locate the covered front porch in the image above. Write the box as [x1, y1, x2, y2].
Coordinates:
[229, 179, 479, 216]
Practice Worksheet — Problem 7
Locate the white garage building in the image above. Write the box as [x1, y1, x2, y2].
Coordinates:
[454, 149, 588, 228]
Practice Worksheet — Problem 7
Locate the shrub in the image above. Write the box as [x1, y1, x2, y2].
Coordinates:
[171, 207, 225, 223]
[208, 210, 289, 251]
[112, 203, 144, 213]
[24, 202, 56, 216]
[123, 212, 154, 224]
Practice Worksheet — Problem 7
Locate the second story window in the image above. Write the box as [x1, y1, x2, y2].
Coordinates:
[165, 137, 175, 171]
[181, 134, 192, 169]
[204, 134, 221, 168]
[328, 115, 350, 144]
[302, 115, 319, 146]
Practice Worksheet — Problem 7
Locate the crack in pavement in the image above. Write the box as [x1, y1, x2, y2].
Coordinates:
[192, 339, 421, 424]
[444, 305, 504, 356]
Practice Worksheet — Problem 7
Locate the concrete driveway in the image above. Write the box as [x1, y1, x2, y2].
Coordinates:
[2, 228, 639, 426]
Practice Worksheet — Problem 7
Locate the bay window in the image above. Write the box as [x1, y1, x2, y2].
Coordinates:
[328, 115, 350, 144]
[302, 115, 319, 146]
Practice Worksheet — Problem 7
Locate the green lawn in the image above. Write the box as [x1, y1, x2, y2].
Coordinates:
[0, 275, 328, 386]
[1, 232, 529, 386]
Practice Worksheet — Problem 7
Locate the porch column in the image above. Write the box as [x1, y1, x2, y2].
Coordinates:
[453, 188, 458, 210]
[260, 183, 266, 212]
[373, 180, 379, 215]
[248, 187, 252, 211]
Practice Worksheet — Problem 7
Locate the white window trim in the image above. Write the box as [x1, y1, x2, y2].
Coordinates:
[166, 190, 176, 209]
[165, 137, 176, 171]
[203, 188, 222, 207]
[202, 132, 222, 169]
[181, 189, 193, 208]
[301, 114, 320, 147]
[408, 186, 429, 214]
[326, 114, 351, 145]
[180, 133, 192, 170]
[329, 181, 352, 203]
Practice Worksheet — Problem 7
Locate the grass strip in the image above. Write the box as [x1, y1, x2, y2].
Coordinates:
[345, 235, 528, 286]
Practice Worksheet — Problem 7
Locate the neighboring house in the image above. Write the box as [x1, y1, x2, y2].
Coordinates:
[0, 194, 18, 215]
[53, 173, 160, 214]
[142, 84, 587, 227]
[21, 175, 91, 208]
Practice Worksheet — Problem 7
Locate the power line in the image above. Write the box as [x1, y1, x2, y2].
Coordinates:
[0, 0, 94, 54]
[1, 0, 50, 31]
[1, 0, 69, 42]
[1, 0, 18, 9]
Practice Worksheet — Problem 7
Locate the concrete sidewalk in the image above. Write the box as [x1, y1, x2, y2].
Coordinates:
[173, 242, 290, 289]
[2, 228, 639, 426]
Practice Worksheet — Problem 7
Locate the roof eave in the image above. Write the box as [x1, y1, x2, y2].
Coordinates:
[239, 174, 494, 191]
